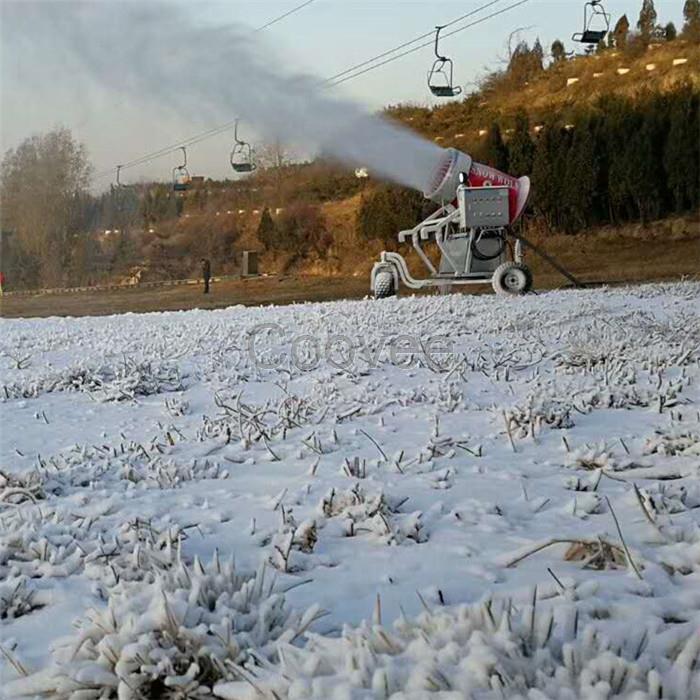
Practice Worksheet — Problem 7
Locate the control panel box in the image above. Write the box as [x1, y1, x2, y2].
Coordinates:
[458, 186, 510, 229]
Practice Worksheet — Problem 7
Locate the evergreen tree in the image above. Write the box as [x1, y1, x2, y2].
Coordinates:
[664, 87, 700, 212]
[276, 212, 301, 252]
[683, 0, 700, 41]
[588, 113, 613, 223]
[275, 204, 327, 255]
[483, 123, 509, 173]
[256, 207, 277, 250]
[625, 102, 667, 223]
[637, 0, 658, 40]
[357, 189, 392, 242]
[113, 230, 138, 274]
[507, 40, 543, 84]
[562, 119, 599, 232]
[507, 111, 535, 177]
[664, 22, 677, 40]
[532, 38, 545, 69]
[531, 123, 569, 229]
[604, 96, 639, 222]
[551, 39, 567, 62]
[356, 185, 427, 244]
[613, 14, 630, 48]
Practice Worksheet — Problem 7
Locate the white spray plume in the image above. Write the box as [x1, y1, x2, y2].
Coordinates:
[16, 1, 445, 193]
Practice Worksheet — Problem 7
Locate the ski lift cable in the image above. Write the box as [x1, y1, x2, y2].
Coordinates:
[94, 120, 243, 180]
[255, 0, 319, 33]
[95, 0, 532, 181]
[96, 0, 525, 180]
[329, 0, 533, 88]
[324, 0, 505, 84]
[95, 2, 320, 180]
[96, 122, 238, 178]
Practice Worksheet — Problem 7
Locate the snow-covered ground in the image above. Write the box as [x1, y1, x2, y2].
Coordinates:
[1, 282, 699, 699]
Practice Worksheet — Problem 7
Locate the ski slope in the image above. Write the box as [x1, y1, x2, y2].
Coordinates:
[1, 283, 699, 699]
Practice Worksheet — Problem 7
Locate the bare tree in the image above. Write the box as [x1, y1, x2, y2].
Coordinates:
[256, 140, 294, 171]
[256, 139, 296, 206]
[501, 26, 534, 64]
[1, 127, 92, 287]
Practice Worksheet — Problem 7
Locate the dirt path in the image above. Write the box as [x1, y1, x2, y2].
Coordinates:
[0, 276, 372, 319]
[2, 231, 698, 319]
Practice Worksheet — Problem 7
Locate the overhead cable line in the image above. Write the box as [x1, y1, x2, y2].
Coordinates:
[94, 123, 236, 180]
[96, 0, 321, 181]
[255, 0, 319, 32]
[324, 0, 504, 84]
[329, 0, 533, 87]
[98, 122, 237, 177]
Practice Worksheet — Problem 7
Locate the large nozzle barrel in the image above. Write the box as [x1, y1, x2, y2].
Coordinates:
[424, 148, 531, 224]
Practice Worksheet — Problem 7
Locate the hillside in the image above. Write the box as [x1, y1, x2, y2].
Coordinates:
[388, 39, 700, 146]
[158, 37, 700, 285]
[1, 35, 698, 294]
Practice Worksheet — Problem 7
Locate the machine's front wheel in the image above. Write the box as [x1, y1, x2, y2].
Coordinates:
[374, 271, 396, 299]
[492, 262, 533, 296]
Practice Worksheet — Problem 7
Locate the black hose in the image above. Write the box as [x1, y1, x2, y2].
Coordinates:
[471, 230, 506, 261]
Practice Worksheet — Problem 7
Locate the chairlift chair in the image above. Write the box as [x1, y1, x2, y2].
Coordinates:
[572, 1, 611, 45]
[111, 164, 131, 212]
[111, 165, 123, 197]
[230, 120, 257, 174]
[428, 26, 462, 98]
[172, 147, 192, 192]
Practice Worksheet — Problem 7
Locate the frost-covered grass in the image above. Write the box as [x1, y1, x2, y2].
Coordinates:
[1, 282, 699, 698]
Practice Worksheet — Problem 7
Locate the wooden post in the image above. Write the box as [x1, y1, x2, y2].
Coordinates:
[242, 250, 258, 277]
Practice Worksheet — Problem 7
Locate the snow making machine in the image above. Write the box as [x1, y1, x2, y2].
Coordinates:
[370, 148, 533, 298]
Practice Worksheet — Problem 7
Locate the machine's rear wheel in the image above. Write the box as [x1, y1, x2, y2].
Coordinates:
[492, 262, 533, 296]
[374, 271, 396, 299]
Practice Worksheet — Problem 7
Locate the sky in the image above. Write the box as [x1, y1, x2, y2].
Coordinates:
[0, 0, 686, 190]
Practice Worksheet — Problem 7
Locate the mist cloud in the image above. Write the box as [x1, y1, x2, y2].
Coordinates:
[12, 1, 444, 193]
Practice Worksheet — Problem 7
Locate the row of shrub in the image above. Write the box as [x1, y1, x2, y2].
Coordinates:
[358, 85, 699, 242]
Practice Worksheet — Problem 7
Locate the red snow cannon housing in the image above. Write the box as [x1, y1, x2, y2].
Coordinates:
[424, 148, 531, 224]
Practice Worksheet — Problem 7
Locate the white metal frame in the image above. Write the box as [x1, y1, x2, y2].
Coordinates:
[370, 185, 522, 293]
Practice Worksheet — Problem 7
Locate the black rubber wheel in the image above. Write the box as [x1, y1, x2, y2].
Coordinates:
[374, 271, 396, 299]
[492, 262, 533, 296]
